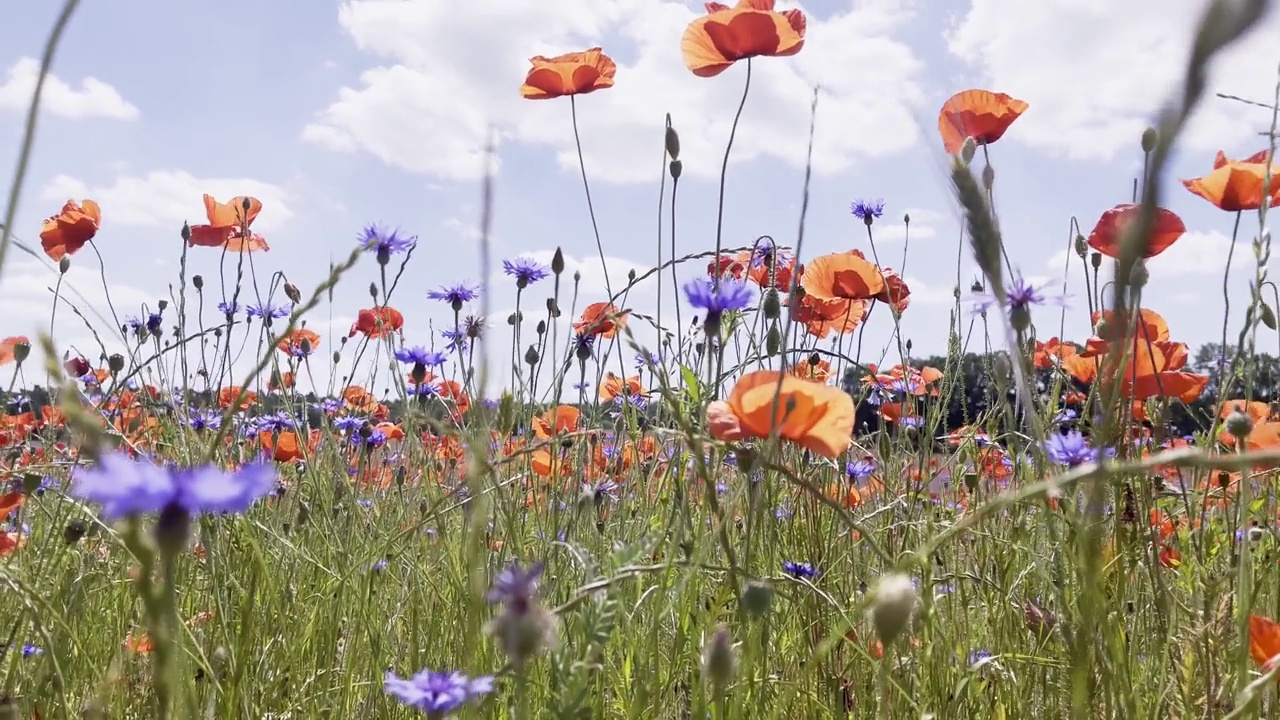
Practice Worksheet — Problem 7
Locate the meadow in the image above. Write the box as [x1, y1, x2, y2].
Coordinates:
[3, 0, 1280, 718]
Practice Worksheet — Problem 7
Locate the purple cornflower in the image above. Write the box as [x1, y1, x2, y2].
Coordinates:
[247, 302, 290, 321]
[358, 224, 416, 259]
[70, 452, 276, 519]
[145, 311, 164, 335]
[503, 258, 550, 288]
[1043, 431, 1102, 468]
[395, 346, 448, 368]
[256, 411, 295, 432]
[440, 328, 469, 352]
[850, 198, 885, 224]
[384, 668, 494, 715]
[782, 560, 819, 579]
[972, 274, 1066, 316]
[488, 562, 544, 611]
[751, 239, 792, 267]
[684, 277, 755, 327]
[217, 301, 238, 317]
[427, 283, 480, 310]
[333, 416, 365, 433]
[187, 410, 223, 432]
[847, 458, 877, 480]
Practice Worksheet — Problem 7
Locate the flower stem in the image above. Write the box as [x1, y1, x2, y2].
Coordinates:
[711, 59, 753, 292]
[570, 96, 612, 299]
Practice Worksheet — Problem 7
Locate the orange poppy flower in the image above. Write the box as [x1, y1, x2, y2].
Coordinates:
[574, 302, 629, 339]
[187, 195, 270, 252]
[519, 47, 616, 99]
[348, 307, 404, 339]
[40, 199, 101, 261]
[705, 369, 854, 458]
[789, 295, 863, 338]
[0, 531, 24, 557]
[791, 355, 831, 383]
[260, 429, 320, 463]
[1032, 338, 1077, 369]
[1250, 615, 1280, 674]
[277, 328, 321, 355]
[600, 373, 643, 402]
[801, 253, 885, 301]
[1086, 203, 1186, 259]
[0, 336, 29, 366]
[681, 0, 806, 78]
[709, 255, 747, 280]
[1182, 150, 1280, 211]
[1219, 399, 1271, 423]
[937, 90, 1028, 156]
[533, 405, 580, 439]
[342, 385, 381, 414]
[218, 386, 257, 410]
[268, 370, 295, 391]
[0, 491, 22, 519]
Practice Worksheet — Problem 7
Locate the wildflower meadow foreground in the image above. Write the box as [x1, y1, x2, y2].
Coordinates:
[4, 0, 1280, 718]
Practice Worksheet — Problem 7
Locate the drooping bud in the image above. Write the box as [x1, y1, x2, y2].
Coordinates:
[285, 283, 302, 304]
[868, 574, 917, 646]
[665, 115, 681, 160]
[1074, 234, 1088, 258]
[762, 288, 780, 319]
[701, 626, 737, 692]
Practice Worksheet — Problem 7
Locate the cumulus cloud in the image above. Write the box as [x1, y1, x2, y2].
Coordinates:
[875, 208, 946, 243]
[0, 57, 139, 121]
[947, 0, 1280, 161]
[305, 0, 927, 183]
[40, 171, 292, 232]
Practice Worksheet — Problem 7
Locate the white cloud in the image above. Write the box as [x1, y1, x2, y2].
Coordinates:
[40, 171, 292, 232]
[0, 57, 139, 121]
[305, 0, 927, 183]
[1045, 229, 1248, 279]
[948, 0, 1280, 161]
[875, 207, 946, 243]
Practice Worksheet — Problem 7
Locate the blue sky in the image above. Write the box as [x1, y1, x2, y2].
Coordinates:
[1, 0, 1277, 394]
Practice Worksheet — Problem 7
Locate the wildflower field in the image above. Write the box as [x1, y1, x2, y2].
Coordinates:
[4, 0, 1280, 718]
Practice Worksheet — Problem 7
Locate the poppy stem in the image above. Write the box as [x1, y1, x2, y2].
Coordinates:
[711, 59, 754, 292]
[569, 96, 612, 300]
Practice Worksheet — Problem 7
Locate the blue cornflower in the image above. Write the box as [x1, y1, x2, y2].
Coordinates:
[847, 458, 877, 480]
[217, 301, 239, 317]
[145, 312, 164, 335]
[1043, 431, 1104, 468]
[384, 669, 494, 715]
[683, 277, 755, 328]
[70, 452, 276, 519]
[751, 238, 792, 268]
[408, 380, 440, 398]
[314, 397, 343, 413]
[850, 198, 885, 224]
[971, 274, 1066, 316]
[352, 428, 388, 450]
[247, 302, 290, 321]
[370, 558, 390, 573]
[774, 504, 794, 521]
[333, 415, 365, 433]
[187, 409, 223, 431]
[426, 282, 480, 309]
[782, 560, 819, 579]
[358, 224, 416, 259]
[441, 328, 469, 352]
[503, 258, 550, 288]
[256, 411, 295, 432]
[395, 346, 448, 367]
[125, 316, 144, 332]
[488, 562, 544, 609]
[22, 643, 42, 658]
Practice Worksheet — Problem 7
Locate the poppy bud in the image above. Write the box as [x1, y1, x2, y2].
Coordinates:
[192, 274, 203, 291]
[1226, 410, 1254, 440]
[1129, 260, 1149, 288]
[669, 160, 682, 180]
[536, 320, 546, 335]
[701, 626, 737, 692]
[551, 248, 565, 275]
[368, 282, 378, 299]
[1089, 252, 1102, 270]
[970, 280, 984, 293]
[1141, 127, 1158, 153]
[12, 341, 29, 365]
[576, 339, 593, 362]
[762, 288, 780, 319]
[107, 353, 124, 374]
[905, 339, 913, 353]
[1093, 318, 1112, 339]
[507, 311, 522, 326]
[964, 472, 979, 492]
[981, 163, 995, 191]
[765, 326, 781, 356]
[158, 300, 168, 313]
[546, 298, 560, 318]
[960, 137, 977, 164]
[1218, 471, 1232, 488]
[181, 221, 191, 243]
[868, 574, 917, 646]
[1074, 234, 1087, 258]
[59, 256, 71, 274]
[573, 270, 581, 284]
[63, 518, 88, 545]
[628, 269, 636, 283]
[524, 345, 539, 366]
[332, 351, 341, 365]
[665, 116, 681, 160]
[953, 285, 961, 300]
[741, 581, 773, 618]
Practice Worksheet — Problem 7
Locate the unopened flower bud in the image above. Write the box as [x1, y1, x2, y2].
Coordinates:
[524, 345, 539, 366]
[981, 163, 995, 191]
[868, 574, 917, 646]
[284, 283, 301, 304]
[960, 138, 977, 164]
[12, 341, 29, 365]
[368, 282, 378, 299]
[536, 320, 546, 335]
[765, 326, 781, 356]
[1010, 305, 1031, 333]
[181, 221, 191, 243]
[741, 581, 773, 618]
[665, 116, 681, 160]
[546, 298, 560, 318]
[107, 353, 125, 374]
[1226, 410, 1255, 439]
[507, 311, 522, 326]
[970, 280, 984, 293]
[1090, 252, 1102, 270]
[332, 351, 342, 365]
[551, 248, 565, 275]
[701, 626, 737, 691]
[192, 274, 204, 291]
[670, 160, 683, 180]
[1141, 127, 1158, 153]
[59, 256, 71, 274]
[1074, 235, 1088, 258]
